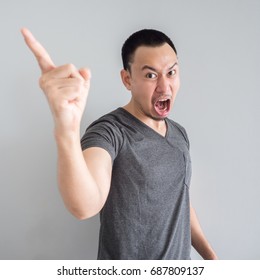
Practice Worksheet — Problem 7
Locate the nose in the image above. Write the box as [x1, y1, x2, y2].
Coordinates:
[156, 75, 169, 94]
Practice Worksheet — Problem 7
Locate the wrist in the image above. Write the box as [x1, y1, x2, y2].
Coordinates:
[54, 126, 81, 145]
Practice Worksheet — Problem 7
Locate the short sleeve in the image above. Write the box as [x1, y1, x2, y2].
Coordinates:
[81, 118, 123, 161]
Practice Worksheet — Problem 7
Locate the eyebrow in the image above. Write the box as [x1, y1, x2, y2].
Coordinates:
[141, 62, 178, 72]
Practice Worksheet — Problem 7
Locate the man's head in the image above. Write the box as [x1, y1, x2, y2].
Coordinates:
[121, 29, 180, 121]
[121, 29, 177, 72]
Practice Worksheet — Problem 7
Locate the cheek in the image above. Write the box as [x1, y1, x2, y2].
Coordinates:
[133, 81, 154, 98]
[176, 75, 181, 88]
[172, 77, 180, 92]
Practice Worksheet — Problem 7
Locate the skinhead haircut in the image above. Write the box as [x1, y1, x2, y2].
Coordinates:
[121, 29, 177, 71]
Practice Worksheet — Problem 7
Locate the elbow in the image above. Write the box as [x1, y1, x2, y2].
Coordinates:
[73, 212, 89, 220]
[74, 212, 95, 220]
[69, 206, 101, 220]
[63, 196, 105, 220]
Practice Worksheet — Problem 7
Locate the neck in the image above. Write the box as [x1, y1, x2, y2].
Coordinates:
[123, 102, 167, 137]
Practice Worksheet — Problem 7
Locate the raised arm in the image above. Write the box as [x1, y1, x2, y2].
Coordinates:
[21, 28, 112, 219]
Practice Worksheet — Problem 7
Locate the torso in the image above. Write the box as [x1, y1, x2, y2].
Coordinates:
[81, 108, 192, 259]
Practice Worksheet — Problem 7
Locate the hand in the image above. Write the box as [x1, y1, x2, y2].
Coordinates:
[21, 28, 91, 133]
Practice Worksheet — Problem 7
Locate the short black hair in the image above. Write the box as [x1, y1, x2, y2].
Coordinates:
[121, 29, 177, 71]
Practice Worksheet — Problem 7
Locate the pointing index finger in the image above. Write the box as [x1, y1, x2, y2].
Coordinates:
[21, 28, 56, 73]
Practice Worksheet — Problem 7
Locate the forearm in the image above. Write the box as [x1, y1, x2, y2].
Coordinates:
[190, 205, 218, 260]
[55, 131, 102, 220]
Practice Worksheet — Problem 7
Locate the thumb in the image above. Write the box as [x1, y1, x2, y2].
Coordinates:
[79, 68, 91, 81]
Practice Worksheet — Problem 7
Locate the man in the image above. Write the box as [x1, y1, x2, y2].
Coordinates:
[21, 28, 217, 260]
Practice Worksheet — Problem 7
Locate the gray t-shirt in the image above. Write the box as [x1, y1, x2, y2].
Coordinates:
[81, 108, 192, 259]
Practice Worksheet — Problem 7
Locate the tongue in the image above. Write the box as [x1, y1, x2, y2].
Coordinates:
[157, 101, 165, 110]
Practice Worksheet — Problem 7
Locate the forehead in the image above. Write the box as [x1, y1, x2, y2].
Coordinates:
[131, 43, 178, 69]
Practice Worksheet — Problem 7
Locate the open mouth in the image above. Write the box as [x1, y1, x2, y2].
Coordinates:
[154, 97, 171, 117]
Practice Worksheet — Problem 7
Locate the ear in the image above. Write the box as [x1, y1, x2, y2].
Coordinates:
[120, 69, 132, 90]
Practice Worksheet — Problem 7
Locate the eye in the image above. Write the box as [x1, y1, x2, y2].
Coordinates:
[168, 69, 176, 76]
[146, 73, 157, 79]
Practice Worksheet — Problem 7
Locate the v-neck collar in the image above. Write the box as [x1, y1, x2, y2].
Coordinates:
[118, 107, 170, 140]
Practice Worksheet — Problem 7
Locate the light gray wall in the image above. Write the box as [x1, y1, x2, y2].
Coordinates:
[1, 0, 259, 259]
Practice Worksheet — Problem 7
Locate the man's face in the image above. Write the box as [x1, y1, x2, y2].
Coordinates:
[123, 43, 180, 121]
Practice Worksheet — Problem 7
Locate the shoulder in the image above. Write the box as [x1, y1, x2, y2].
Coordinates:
[81, 108, 125, 160]
[87, 108, 125, 130]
